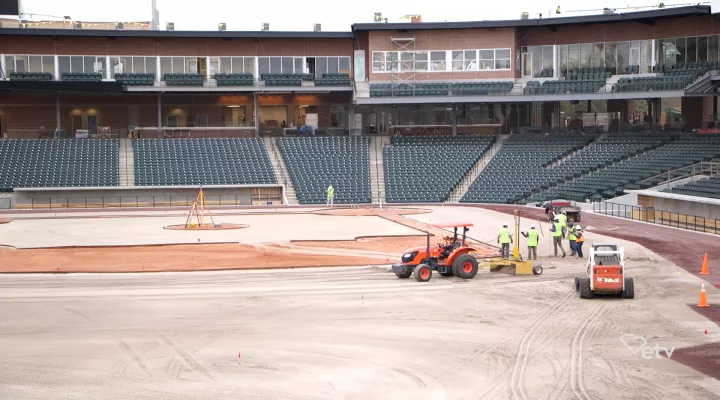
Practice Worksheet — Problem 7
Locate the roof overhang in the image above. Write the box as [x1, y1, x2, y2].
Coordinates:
[124, 85, 353, 93]
[0, 29, 354, 40]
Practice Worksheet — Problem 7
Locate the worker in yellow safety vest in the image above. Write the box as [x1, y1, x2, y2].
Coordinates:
[556, 5, 561, 14]
[497, 223, 513, 259]
[557, 211, 568, 228]
[326, 185, 335, 207]
[567, 220, 577, 256]
[549, 217, 566, 257]
[521, 224, 539, 260]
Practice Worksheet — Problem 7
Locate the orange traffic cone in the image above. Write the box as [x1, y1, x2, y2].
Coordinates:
[698, 283, 709, 307]
[701, 253, 710, 275]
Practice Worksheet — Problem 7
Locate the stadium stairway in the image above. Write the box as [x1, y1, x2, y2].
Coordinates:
[370, 135, 389, 204]
[264, 137, 298, 205]
[119, 139, 135, 187]
[447, 134, 506, 203]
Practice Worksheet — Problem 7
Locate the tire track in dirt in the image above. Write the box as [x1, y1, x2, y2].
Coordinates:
[506, 291, 575, 400]
[569, 304, 607, 400]
[159, 334, 214, 381]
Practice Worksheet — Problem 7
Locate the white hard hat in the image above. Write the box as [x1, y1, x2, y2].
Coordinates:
[530, 224, 536, 228]
[553, 217, 559, 221]
[576, 225, 582, 230]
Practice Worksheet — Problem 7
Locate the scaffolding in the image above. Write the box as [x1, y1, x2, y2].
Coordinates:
[390, 37, 416, 96]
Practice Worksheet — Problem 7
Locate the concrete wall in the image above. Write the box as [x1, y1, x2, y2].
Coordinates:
[653, 197, 720, 220]
[12, 187, 276, 209]
[0, 193, 12, 209]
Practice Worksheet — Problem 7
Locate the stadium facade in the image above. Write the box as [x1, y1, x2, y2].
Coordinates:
[0, 5, 719, 138]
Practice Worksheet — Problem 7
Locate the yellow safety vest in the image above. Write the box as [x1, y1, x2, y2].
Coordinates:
[558, 213, 567, 227]
[327, 187, 334, 198]
[527, 230, 539, 247]
[499, 228, 511, 244]
[568, 226, 577, 241]
[552, 222, 563, 237]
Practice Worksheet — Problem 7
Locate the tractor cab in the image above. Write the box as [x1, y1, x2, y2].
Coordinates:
[392, 223, 479, 282]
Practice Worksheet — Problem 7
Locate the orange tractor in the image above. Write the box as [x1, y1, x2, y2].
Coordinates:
[392, 223, 479, 282]
[575, 243, 634, 299]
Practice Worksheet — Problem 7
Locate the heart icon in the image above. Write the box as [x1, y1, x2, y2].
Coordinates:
[620, 334, 648, 354]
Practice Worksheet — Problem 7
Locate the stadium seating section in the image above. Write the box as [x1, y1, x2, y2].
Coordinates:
[614, 76, 689, 92]
[61, 73, 103, 82]
[164, 74, 204, 86]
[214, 73, 254, 86]
[370, 81, 513, 97]
[663, 176, 720, 199]
[529, 134, 720, 202]
[10, 72, 53, 81]
[133, 138, 276, 186]
[114, 73, 155, 86]
[384, 136, 495, 203]
[461, 134, 593, 204]
[277, 136, 370, 204]
[0, 139, 119, 190]
[314, 73, 351, 86]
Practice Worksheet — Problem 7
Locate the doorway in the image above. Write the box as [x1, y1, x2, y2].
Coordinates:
[522, 53, 532, 78]
[87, 115, 98, 135]
[71, 116, 83, 135]
[306, 57, 316, 77]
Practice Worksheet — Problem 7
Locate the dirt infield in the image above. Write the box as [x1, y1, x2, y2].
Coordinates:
[670, 303, 720, 380]
[0, 218, 10, 224]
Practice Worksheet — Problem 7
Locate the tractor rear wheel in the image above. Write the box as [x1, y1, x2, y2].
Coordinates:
[413, 264, 432, 282]
[622, 277, 635, 299]
[453, 254, 479, 279]
[579, 277, 593, 299]
[395, 270, 412, 279]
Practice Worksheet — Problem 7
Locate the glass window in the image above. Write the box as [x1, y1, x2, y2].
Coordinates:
[542, 45, 554, 71]
[258, 57, 270, 75]
[568, 44, 580, 71]
[529, 46, 542, 76]
[386, 52, 398, 72]
[28, 55, 42, 72]
[676, 37, 686, 64]
[244, 58, 255, 76]
[91, 56, 106, 75]
[160, 57, 172, 77]
[698, 36, 708, 62]
[316, 57, 327, 77]
[281, 57, 293, 73]
[414, 51, 428, 71]
[640, 40, 652, 73]
[580, 44, 592, 68]
[605, 43, 617, 74]
[372, 52, 385, 72]
[131, 57, 145, 73]
[209, 57, 219, 76]
[592, 43, 604, 68]
[687, 37, 697, 63]
[558, 45, 568, 77]
[710, 36, 719, 62]
[328, 57, 339, 74]
[4, 55, 14, 74]
[70, 56, 83, 73]
[13, 55, 27, 72]
[146, 57, 156, 76]
[219, 57, 231, 74]
[172, 57, 184, 73]
[452, 51, 464, 71]
[465, 50, 476, 70]
[42, 55, 54, 76]
[430, 51, 446, 71]
[402, 52, 415, 72]
[330, 106, 348, 128]
[479, 50, 495, 70]
[496, 49, 511, 70]
[662, 39, 676, 66]
[58, 56, 70, 74]
[295, 57, 304, 73]
[339, 57, 350, 74]
[270, 57, 281, 73]
[186, 58, 198, 74]
[617, 41, 630, 74]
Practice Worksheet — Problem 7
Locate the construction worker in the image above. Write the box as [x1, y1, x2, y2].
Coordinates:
[521, 224, 539, 260]
[657, 2, 665, 8]
[556, 5, 561, 14]
[557, 211, 568, 229]
[497, 223, 513, 259]
[567, 220, 577, 256]
[550, 217, 567, 257]
[326, 185, 335, 207]
[575, 226, 585, 258]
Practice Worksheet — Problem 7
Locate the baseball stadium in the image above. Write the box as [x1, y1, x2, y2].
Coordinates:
[0, 1, 720, 399]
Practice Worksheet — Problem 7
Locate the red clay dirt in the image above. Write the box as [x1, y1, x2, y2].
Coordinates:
[0, 218, 10, 224]
[0, 243, 390, 273]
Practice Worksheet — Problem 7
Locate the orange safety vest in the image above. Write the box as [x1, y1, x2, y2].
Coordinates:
[576, 233, 584, 243]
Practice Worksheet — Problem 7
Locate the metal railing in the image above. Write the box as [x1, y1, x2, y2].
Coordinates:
[641, 161, 720, 188]
[594, 201, 719, 235]
[19, 194, 282, 210]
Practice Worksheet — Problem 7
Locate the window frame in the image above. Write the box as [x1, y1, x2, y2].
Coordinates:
[371, 48, 511, 73]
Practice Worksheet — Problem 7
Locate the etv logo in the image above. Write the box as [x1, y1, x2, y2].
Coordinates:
[620, 334, 676, 359]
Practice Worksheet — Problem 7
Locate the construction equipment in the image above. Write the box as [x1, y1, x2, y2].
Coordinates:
[574, 243, 634, 299]
[392, 223, 479, 282]
[538, 200, 582, 222]
[481, 210, 543, 276]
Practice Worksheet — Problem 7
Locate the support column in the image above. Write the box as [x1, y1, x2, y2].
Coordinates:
[713, 95, 718, 126]
[106, 55, 111, 80]
[254, 93, 260, 138]
[348, 101, 355, 135]
[157, 92, 162, 137]
[451, 104, 457, 136]
[54, 55, 59, 81]
[55, 94, 61, 131]
[1, 55, 6, 79]
[156, 56, 161, 82]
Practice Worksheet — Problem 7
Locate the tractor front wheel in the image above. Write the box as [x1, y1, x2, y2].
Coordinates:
[413, 264, 432, 282]
[622, 277, 635, 299]
[579, 277, 593, 299]
[453, 254, 479, 279]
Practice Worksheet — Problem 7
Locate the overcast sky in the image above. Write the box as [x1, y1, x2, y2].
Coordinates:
[16, 0, 714, 31]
